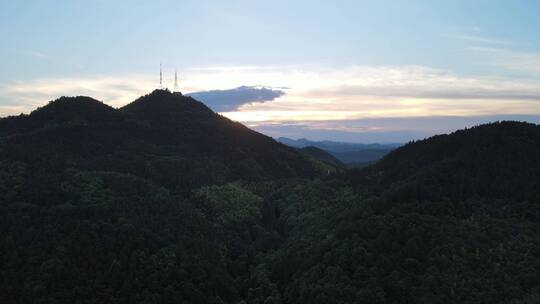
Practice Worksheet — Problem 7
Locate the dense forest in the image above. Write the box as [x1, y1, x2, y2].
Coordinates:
[1, 90, 540, 303]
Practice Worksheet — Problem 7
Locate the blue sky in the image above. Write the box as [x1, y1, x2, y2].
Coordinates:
[1, 0, 540, 142]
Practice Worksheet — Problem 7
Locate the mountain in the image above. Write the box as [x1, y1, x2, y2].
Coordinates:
[277, 137, 401, 152]
[296, 146, 343, 167]
[0, 96, 122, 137]
[0, 90, 317, 201]
[270, 121, 540, 304]
[348, 121, 540, 201]
[277, 137, 399, 165]
[2, 96, 540, 304]
[0, 90, 321, 303]
[331, 149, 394, 167]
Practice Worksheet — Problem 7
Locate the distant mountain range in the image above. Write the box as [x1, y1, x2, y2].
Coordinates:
[277, 137, 401, 166]
[277, 137, 401, 152]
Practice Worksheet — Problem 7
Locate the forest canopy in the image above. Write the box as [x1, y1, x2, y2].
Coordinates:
[1, 91, 539, 303]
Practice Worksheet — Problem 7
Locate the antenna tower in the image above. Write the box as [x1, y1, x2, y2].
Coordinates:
[174, 70, 178, 92]
[159, 63, 163, 89]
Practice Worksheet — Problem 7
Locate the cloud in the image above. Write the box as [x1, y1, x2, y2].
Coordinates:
[1, 64, 540, 142]
[447, 34, 515, 46]
[26, 51, 51, 59]
[187, 85, 285, 111]
[218, 65, 540, 124]
[303, 81, 540, 101]
[447, 31, 540, 75]
[253, 115, 540, 143]
[469, 46, 540, 75]
[0, 75, 156, 116]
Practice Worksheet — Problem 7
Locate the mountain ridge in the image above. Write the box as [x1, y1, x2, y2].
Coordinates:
[277, 136, 401, 151]
[1, 91, 540, 303]
[0, 90, 318, 201]
[269, 120, 540, 303]
[278, 136, 400, 166]
[348, 121, 540, 202]
[296, 146, 344, 167]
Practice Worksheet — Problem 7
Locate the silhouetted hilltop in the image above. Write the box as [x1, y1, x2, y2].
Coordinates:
[120, 90, 293, 153]
[121, 89, 214, 123]
[0, 96, 120, 136]
[348, 121, 540, 202]
[32, 96, 119, 122]
[0, 90, 317, 205]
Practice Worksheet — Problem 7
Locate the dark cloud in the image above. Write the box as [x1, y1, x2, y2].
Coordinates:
[188, 86, 285, 112]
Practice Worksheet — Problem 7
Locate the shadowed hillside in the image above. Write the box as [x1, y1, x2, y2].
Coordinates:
[269, 121, 540, 304]
[1, 101, 540, 303]
[348, 121, 540, 202]
[296, 146, 344, 167]
[0, 90, 319, 303]
[0, 90, 317, 201]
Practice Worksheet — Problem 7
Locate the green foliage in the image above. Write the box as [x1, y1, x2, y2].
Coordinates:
[61, 170, 112, 206]
[0, 168, 239, 303]
[0, 161, 26, 203]
[1, 95, 540, 304]
[257, 180, 540, 304]
[194, 183, 262, 225]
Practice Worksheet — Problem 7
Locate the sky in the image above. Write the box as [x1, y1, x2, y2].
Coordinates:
[1, 0, 540, 142]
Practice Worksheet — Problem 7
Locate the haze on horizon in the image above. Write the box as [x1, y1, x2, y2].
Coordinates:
[1, 0, 540, 142]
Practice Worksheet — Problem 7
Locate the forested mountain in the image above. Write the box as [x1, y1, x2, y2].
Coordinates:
[273, 121, 540, 303]
[331, 149, 393, 167]
[348, 121, 540, 201]
[0, 90, 316, 198]
[296, 146, 344, 167]
[1, 92, 539, 304]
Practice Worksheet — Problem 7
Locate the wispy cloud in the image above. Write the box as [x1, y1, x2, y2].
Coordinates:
[446, 30, 540, 76]
[219, 65, 540, 123]
[25, 51, 52, 59]
[448, 34, 516, 46]
[0, 75, 156, 116]
[469, 46, 540, 75]
[1, 65, 539, 140]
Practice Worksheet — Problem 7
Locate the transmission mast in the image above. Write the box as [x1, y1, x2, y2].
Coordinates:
[159, 63, 163, 89]
[174, 70, 178, 92]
